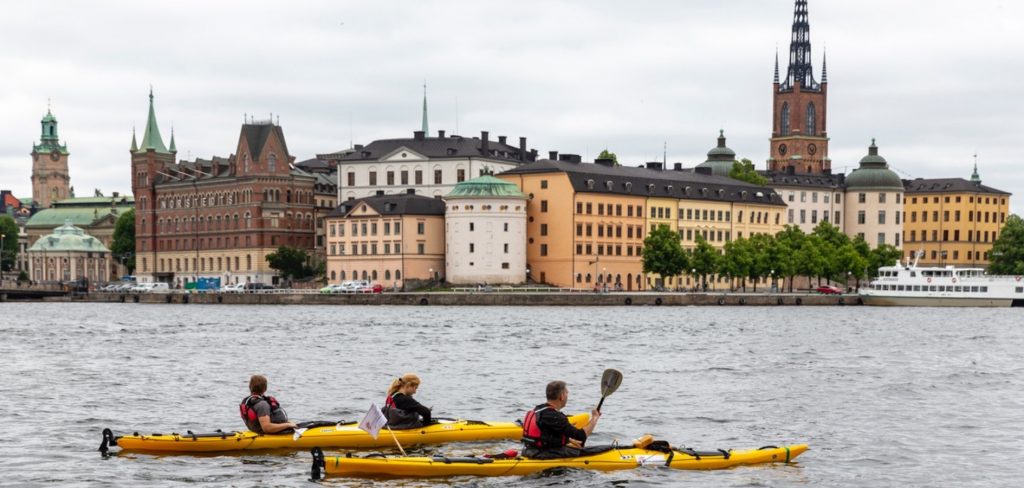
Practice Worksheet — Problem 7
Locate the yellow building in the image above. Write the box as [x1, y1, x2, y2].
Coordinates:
[324, 190, 445, 288]
[903, 175, 1011, 267]
[498, 155, 786, 290]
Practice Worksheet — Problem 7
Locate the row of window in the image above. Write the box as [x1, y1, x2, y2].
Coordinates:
[329, 269, 402, 282]
[788, 191, 840, 204]
[905, 229, 999, 243]
[449, 204, 521, 212]
[574, 243, 644, 257]
[905, 249, 989, 261]
[854, 210, 902, 225]
[155, 234, 311, 251]
[789, 208, 841, 225]
[329, 242, 428, 256]
[158, 255, 253, 273]
[909, 195, 1006, 205]
[875, 284, 993, 293]
[908, 210, 1006, 224]
[779, 102, 817, 136]
[346, 169, 467, 187]
[330, 220, 403, 237]
[576, 223, 644, 239]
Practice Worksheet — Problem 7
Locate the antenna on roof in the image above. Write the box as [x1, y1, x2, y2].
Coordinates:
[663, 141, 667, 165]
[455, 96, 459, 135]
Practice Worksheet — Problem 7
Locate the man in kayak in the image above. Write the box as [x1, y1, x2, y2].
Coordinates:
[521, 380, 601, 459]
[382, 373, 432, 428]
[240, 374, 298, 434]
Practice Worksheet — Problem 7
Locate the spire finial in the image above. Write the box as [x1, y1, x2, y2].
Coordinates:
[773, 47, 780, 84]
[47, 97, 52, 114]
[421, 82, 429, 135]
[821, 45, 828, 83]
[970, 153, 981, 183]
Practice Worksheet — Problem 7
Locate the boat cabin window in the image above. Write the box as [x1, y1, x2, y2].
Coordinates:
[910, 272, 916, 277]
[980, 287, 988, 292]
[1016, 287, 1023, 293]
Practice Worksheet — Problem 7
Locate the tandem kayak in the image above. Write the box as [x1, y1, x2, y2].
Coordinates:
[309, 442, 808, 479]
[100, 414, 590, 454]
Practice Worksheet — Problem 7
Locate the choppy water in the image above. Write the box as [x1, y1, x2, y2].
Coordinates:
[1, 303, 1022, 487]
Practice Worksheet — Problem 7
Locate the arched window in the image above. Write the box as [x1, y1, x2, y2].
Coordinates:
[331, 270, 336, 280]
[395, 270, 401, 280]
[385, 270, 391, 280]
[340, 270, 346, 280]
[372, 270, 378, 280]
[806, 102, 816, 136]
[780, 102, 790, 136]
[268, 153, 277, 172]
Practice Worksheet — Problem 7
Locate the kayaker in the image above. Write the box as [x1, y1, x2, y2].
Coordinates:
[521, 380, 601, 459]
[240, 374, 297, 434]
[382, 373, 432, 429]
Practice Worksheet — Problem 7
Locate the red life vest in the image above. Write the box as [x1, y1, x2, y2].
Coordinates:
[384, 392, 398, 409]
[522, 405, 566, 448]
[239, 394, 281, 425]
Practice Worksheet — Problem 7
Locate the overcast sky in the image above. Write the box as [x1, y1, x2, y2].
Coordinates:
[2, 0, 1022, 214]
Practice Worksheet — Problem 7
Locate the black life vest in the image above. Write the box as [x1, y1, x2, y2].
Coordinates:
[521, 405, 566, 448]
[239, 394, 281, 427]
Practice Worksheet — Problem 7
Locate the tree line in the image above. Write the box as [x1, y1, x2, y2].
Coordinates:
[643, 221, 903, 292]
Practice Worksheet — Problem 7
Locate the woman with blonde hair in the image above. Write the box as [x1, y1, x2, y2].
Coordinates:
[382, 373, 432, 429]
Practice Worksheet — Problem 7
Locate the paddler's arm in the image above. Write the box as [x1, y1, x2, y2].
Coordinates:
[259, 415, 298, 434]
[581, 408, 601, 437]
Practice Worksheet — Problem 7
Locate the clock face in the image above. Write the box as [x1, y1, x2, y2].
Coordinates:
[50, 150, 60, 161]
[778, 144, 787, 156]
[808, 143, 818, 155]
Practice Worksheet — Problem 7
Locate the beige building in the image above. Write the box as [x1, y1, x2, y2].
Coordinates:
[31, 109, 72, 209]
[444, 175, 528, 286]
[843, 141, 904, 248]
[28, 220, 110, 283]
[324, 190, 445, 288]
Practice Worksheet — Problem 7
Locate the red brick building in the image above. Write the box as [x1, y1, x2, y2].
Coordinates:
[131, 91, 315, 286]
[767, 0, 830, 174]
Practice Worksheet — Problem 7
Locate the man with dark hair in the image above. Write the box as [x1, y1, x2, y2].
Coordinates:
[521, 380, 601, 459]
[240, 374, 297, 434]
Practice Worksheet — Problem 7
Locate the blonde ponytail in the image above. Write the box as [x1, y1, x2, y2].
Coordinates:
[387, 373, 421, 396]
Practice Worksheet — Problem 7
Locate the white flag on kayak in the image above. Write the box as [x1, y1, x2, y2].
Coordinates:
[358, 403, 388, 440]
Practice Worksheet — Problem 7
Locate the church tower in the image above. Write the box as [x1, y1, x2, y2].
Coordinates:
[30, 106, 71, 208]
[131, 89, 175, 281]
[767, 0, 829, 174]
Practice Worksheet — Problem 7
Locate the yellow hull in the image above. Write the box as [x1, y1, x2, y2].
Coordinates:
[314, 443, 808, 478]
[105, 414, 589, 453]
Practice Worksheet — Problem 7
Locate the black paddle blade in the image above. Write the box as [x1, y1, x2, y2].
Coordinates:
[600, 369, 623, 397]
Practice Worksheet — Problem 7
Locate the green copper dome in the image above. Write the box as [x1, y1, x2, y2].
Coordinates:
[696, 130, 736, 177]
[446, 175, 527, 199]
[27, 219, 110, 253]
[846, 139, 903, 190]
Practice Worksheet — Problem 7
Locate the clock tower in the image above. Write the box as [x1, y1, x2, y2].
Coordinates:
[30, 107, 72, 208]
[768, 0, 829, 174]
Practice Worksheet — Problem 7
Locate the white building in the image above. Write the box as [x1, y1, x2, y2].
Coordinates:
[322, 130, 536, 201]
[444, 175, 528, 286]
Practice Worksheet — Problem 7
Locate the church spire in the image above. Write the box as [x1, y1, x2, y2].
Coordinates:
[139, 88, 170, 154]
[781, 0, 818, 91]
[130, 127, 138, 152]
[821, 47, 828, 83]
[970, 154, 981, 183]
[773, 48, 780, 84]
[169, 126, 177, 153]
[421, 83, 429, 135]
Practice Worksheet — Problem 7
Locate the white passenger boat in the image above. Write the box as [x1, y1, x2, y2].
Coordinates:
[860, 257, 1024, 307]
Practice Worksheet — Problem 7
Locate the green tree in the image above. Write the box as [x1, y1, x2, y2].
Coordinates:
[747, 233, 774, 291]
[773, 225, 805, 292]
[690, 235, 719, 290]
[720, 236, 753, 291]
[729, 158, 769, 185]
[266, 246, 315, 282]
[110, 209, 136, 274]
[797, 234, 828, 286]
[597, 149, 619, 166]
[989, 214, 1024, 275]
[642, 224, 688, 288]
[811, 221, 850, 284]
[835, 242, 869, 291]
[867, 244, 903, 280]
[0, 215, 18, 272]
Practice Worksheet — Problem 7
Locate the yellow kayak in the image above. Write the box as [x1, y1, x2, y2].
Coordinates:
[310, 443, 807, 479]
[100, 414, 590, 454]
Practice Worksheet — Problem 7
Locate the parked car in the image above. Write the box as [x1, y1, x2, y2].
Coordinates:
[355, 282, 384, 294]
[244, 283, 276, 291]
[221, 283, 245, 293]
[815, 285, 843, 295]
[132, 282, 170, 293]
[319, 284, 346, 294]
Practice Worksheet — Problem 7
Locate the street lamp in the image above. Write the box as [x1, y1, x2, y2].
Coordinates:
[428, 268, 433, 288]
[691, 268, 696, 291]
[525, 266, 531, 284]
[770, 269, 775, 292]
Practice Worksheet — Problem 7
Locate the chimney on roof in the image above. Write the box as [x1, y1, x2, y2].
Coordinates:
[438, 130, 445, 138]
[519, 137, 527, 162]
[595, 158, 615, 167]
[498, 135, 507, 145]
[695, 166, 712, 175]
[112, 191, 119, 198]
[375, 190, 385, 196]
[645, 162, 663, 170]
[414, 130, 425, 141]
[354, 144, 364, 150]
[549, 151, 558, 161]
[674, 163, 683, 171]
[559, 154, 581, 163]
[481, 131, 490, 155]
[406, 188, 416, 195]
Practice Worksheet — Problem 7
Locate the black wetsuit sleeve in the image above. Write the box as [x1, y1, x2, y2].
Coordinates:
[393, 394, 432, 423]
[539, 409, 586, 443]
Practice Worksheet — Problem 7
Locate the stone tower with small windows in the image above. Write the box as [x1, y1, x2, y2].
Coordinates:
[767, 0, 830, 174]
[30, 107, 72, 208]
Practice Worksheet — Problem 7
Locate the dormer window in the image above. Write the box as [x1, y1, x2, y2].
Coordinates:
[701, 188, 708, 195]
[666, 185, 673, 193]
[586, 179, 595, 190]
[624, 182, 633, 192]
[647, 184, 655, 194]
[684, 186, 692, 195]
[605, 181, 613, 191]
